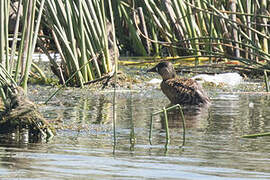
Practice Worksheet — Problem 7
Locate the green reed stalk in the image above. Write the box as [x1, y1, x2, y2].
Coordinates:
[14, 0, 29, 81]
[128, 93, 135, 150]
[86, 0, 105, 76]
[261, 0, 268, 56]
[196, 1, 207, 36]
[0, 0, 7, 104]
[82, 0, 99, 78]
[242, 132, 270, 138]
[144, 0, 174, 51]
[245, 0, 252, 59]
[165, 0, 183, 40]
[79, 0, 87, 81]
[0, 0, 5, 65]
[46, 1, 82, 86]
[187, 1, 201, 64]
[22, 0, 47, 91]
[31, 0, 45, 55]
[167, 0, 189, 52]
[177, 1, 193, 50]
[148, 0, 172, 35]
[201, 0, 269, 58]
[163, 107, 170, 144]
[101, 0, 111, 73]
[208, 0, 214, 63]
[0, 63, 18, 108]
[21, 0, 37, 91]
[138, 7, 151, 54]
[149, 114, 154, 145]
[177, 105, 186, 146]
[237, 0, 247, 59]
[149, 104, 186, 147]
[151, 20, 159, 55]
[120, 2, 147, 56]
[9, 0, 22, 74]
[4, 0, 9, 71]
[65, 0, 84, 87]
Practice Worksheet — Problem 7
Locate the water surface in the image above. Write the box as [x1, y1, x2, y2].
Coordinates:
[0, 85, 270, 180]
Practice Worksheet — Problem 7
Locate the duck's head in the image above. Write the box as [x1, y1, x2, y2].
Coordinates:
[147, 61, 176, 80]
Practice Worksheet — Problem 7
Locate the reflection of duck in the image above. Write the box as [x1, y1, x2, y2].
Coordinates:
[147, 62, 210, 106]
[160, 106, 209, 129]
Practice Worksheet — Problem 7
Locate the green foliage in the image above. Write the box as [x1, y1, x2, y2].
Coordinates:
[113, 0, 270, 67]
[0, 0, 45, 108]
[43, 0, 117, 87]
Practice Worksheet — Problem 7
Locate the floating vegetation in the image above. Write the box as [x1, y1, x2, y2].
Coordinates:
[242, 132, 270, 138]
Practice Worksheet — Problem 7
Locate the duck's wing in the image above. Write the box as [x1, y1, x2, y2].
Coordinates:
[161, 78, 210, 105]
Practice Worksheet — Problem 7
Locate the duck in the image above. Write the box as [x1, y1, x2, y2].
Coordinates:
[147, 61, 210, 106]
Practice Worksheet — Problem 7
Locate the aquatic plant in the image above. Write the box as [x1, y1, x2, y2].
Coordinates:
[114, 0, 270, 68]
[0, 0, 46, 99]
[42, 0, 118, 87]
[242, 132, 270, 138]
[0, 0, 54, 140]
[150, 104, 186, 147]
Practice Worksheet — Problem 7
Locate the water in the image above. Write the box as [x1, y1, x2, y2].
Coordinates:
[1, 85, 270, 179]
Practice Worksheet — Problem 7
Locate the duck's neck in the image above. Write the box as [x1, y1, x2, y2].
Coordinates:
[161, 72, 176, 80]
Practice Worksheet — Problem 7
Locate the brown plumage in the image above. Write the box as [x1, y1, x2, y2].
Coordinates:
[147, 61, 210, 106]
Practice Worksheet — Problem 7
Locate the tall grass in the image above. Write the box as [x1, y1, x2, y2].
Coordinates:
[42, 0, 117, 87]
[0, 0, 44, 108]
[113, 0, 270, 69]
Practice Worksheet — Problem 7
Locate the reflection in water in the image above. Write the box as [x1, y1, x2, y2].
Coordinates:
[159, 105, 210, 129]
[0, 126, 46, 146]
[0, 89, 270, 179]
[95, 95, 111, 124]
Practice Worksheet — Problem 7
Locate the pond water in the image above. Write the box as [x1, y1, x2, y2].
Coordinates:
[0, 84, 270, 179]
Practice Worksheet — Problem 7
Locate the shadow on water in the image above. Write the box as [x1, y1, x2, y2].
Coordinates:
[0, 86, 270, 179]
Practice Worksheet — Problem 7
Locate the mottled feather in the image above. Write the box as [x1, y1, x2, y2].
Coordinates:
[161, 78, 210, 105]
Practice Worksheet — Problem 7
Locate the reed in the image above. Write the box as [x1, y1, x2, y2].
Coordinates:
[43, 0, 118, 87]
[242, 132, 270, 138]
[0, 1, 56, 140]
[0, 0, 44, 105]
[149, 104, 186, 147]
[110, 0, 270, 71]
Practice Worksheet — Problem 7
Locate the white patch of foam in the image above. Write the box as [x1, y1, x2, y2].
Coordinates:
[192, 73, 243, 86]
[147, 78, 162, 84]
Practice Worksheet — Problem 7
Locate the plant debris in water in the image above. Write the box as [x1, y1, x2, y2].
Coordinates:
[0, 86, 55, 141]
